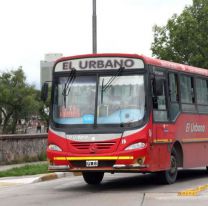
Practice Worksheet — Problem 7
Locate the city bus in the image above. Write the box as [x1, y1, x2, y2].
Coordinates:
[42, 53, 208, 185]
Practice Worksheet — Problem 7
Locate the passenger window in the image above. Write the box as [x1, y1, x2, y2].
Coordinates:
[180, 75, 196, 112]
[152, 75, 168, 122]
[168, 73, 180, 121]
[196, 78, 208, 113]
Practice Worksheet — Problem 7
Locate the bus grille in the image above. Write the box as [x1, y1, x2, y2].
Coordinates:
[71, 141, 117, 152]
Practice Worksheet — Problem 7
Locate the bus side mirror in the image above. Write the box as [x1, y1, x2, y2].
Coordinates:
[153, 78, 164, 96]
[41, 82, 49, 102]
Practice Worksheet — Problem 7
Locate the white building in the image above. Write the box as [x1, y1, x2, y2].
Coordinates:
[40, 53, 63, 86]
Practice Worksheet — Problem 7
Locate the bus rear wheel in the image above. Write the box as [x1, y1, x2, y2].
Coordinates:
[82, 172, 104, 185]
[158, 149, 178, 184]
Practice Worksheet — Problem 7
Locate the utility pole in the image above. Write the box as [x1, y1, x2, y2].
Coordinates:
[92, 0, 97, 53]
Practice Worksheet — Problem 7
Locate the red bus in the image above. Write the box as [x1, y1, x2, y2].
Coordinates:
[42, 53, 208, 185]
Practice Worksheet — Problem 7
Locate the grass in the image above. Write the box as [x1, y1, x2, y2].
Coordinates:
[0, 163, 49, 177]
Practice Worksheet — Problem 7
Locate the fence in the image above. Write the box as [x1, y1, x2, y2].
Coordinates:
[0, 133, 48, 165]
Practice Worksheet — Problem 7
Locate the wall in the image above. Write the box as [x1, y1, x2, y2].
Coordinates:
[0, 134, 48, 165]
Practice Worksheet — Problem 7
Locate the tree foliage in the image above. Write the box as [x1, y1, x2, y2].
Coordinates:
[151, 0, 208, 68]
[0, 68, 40, 134]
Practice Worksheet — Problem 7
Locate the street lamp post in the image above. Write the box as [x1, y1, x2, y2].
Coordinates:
[92, 0, 97, 54]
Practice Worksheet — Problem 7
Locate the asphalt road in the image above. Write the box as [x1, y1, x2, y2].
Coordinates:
[1, 169, 208, 206]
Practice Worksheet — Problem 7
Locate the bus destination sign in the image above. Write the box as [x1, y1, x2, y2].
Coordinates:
[55, 57, 144, 72]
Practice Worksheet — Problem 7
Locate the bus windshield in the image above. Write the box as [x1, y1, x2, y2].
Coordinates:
[53, 74, 145, 126]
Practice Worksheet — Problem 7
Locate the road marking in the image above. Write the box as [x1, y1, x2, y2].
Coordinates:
[178, 184, 208, 196]
[145, 193, 208, 200]
[0, 182, 19, 187]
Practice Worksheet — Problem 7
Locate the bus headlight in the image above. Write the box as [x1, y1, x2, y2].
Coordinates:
[48, 144, 62, 152]
[125, 142, 146, 151]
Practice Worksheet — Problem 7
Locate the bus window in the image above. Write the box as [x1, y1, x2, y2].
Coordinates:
[97, 75, 145, 124]
[53, 76, 96, 124]
[180, 75, 196, 112]
[168, 73, 180, 121]
[152, 75, 168, 122]
[195, 78, 208, 113]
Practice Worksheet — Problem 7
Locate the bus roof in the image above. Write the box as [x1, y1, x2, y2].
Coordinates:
[142, 55, 208, 77]
[55, 53, 208, 77]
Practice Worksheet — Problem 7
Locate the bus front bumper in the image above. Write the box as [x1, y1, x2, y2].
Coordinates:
[48, 165, 70, 171]
[48, 157, 149, 172]
[113, 164, 148, 169]
[48, 164, 148, 172]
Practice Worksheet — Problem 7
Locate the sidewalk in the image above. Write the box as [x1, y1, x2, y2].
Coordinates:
[0, 161, 70, 186]
[0, 172, 70, 186]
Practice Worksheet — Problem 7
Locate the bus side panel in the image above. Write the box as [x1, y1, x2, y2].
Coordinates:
[175, 113, 208, 168]
[182, 143, 208, 168]
[151, 111, 208, 170]
[149, 144, 171, 172]
[151, 119, 172, 171]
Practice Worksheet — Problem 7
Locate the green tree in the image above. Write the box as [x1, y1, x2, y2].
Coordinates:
[151, 0, 208, 68]
[0, 68, 40, 134]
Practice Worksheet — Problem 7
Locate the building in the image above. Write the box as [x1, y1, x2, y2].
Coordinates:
[40, 53, 63, 86]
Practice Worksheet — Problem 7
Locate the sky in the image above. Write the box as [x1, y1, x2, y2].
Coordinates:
[0, 0, 192, 89]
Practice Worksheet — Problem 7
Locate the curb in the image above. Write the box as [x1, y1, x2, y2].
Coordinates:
[33, 172, 70, 183]
[32, 172, 82, 183]
[39, 173, 59, 182]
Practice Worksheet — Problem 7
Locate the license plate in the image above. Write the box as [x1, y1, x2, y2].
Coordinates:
[86, 160, 98, 167]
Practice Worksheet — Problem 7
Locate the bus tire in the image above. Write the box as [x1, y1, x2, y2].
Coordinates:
[158, 148, 178, 184]
[82, 172, 104, 185]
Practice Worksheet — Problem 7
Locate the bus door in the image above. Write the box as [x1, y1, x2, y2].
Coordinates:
[151, 69, 175, 169]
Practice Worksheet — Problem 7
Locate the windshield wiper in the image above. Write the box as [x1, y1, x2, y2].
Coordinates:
[62, 68, 76, 107]
[100, 67, 125, 104]
[102, 67, 125, 92]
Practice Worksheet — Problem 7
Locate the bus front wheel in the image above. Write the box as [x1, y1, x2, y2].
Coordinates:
[82, 172, 104, 185]
[158, 149, 178, 184]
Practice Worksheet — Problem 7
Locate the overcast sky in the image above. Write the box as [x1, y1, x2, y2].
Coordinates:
[0, 0, 192, 89]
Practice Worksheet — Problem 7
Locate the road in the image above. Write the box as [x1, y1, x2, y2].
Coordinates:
[0, 169, 208, 206]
